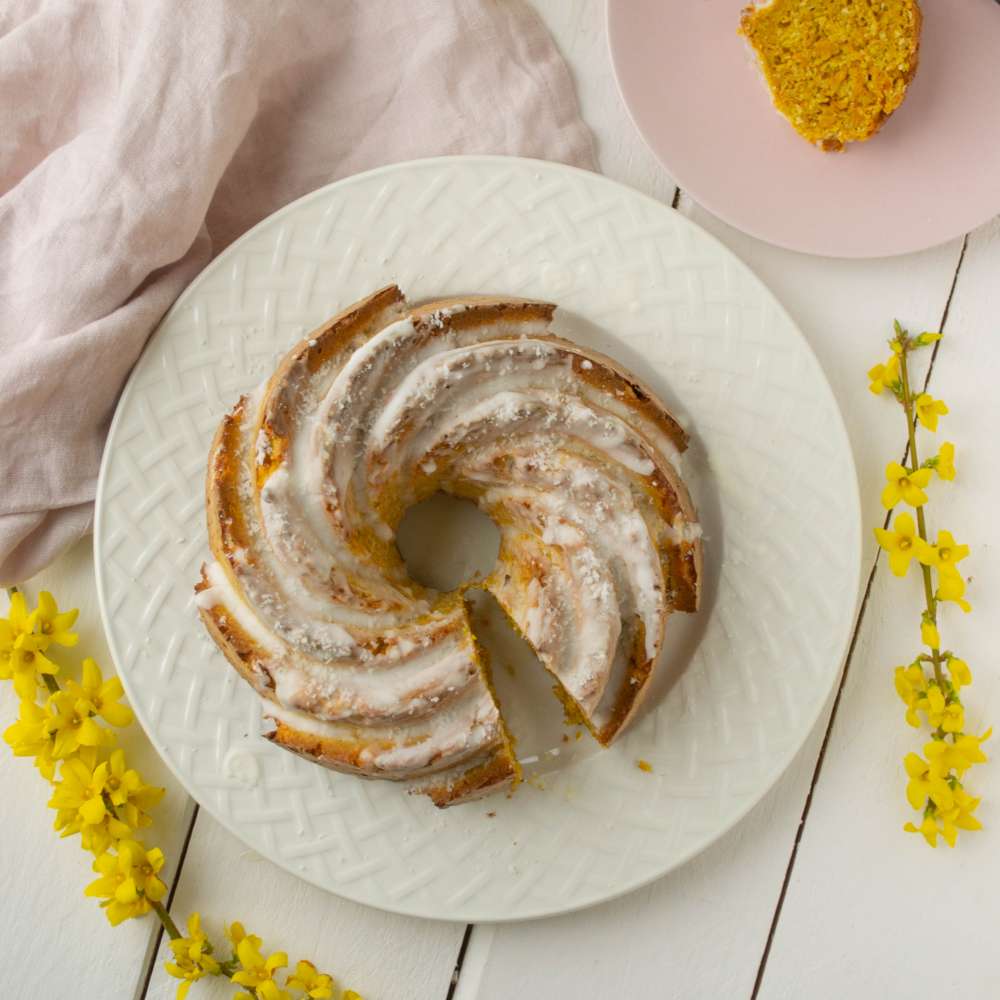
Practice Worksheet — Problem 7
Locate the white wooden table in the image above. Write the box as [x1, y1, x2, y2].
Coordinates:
[4, 4, 999, 997]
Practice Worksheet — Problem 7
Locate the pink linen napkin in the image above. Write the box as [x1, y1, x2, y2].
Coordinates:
[0, 0, 596, 586]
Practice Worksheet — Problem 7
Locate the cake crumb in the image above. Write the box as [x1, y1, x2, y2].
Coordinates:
[486, 811, 496, 818]
[561, 733, 569, 743]
[574, 730, 583, 741]
[637, 759, 653, 773]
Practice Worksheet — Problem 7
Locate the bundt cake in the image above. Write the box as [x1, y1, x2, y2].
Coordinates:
[740, 0, 922, 151]
[195, 286, 701, 806]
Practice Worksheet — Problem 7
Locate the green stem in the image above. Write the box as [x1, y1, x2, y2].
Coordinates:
[898, 345, 945, 689]
[43, 674, 60, 694]
[150, 898, 182, 940]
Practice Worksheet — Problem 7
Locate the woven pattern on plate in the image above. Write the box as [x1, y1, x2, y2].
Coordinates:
[95, 157, 860, 921]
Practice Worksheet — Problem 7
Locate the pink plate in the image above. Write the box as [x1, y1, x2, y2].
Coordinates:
[608, 0, 1000, 257]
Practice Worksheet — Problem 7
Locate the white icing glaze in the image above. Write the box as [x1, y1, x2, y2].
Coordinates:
[198, 560, 284, 656]
[200, 291, 699, 787]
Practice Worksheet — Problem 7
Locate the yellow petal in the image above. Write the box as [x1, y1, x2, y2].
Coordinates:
[921, 621, 940, 649]
[79, 795, 107, 825]
[919, 815, 939, 847]
[949, 658, 972, 687]
[265, 951, 289, 974]
[903, 752, 927, 779]
[880, 483, 900, 510]
[81, 658, 102, 692]
[888, 549, 912, 577]
[115, 877, 139, 904]
[874, 527, 895, 551]
[145, 877, 167, 902]
[237, 937, 264, 972]
[895, 512, 916, 537]
[13, 669, 38, 701]
[77, 716, 107, 747]
[906, 779, 927, 811]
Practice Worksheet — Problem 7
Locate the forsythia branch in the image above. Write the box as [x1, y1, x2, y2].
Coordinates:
[1, 587, 362, 1000]
[870, 322, 988, 848]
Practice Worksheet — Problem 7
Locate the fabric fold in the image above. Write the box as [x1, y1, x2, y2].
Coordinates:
[0, 0, 596, 586]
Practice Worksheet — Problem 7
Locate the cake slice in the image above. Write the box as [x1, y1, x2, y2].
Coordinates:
[740, 0, 922, 151]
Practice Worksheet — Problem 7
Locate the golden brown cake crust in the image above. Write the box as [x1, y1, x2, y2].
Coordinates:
[197, 286, 701, 805]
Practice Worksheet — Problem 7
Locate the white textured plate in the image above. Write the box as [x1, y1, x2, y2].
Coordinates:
[95, 156, 861, 922]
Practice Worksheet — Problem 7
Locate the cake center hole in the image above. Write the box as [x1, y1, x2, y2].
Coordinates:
[396, 491, 500, 591]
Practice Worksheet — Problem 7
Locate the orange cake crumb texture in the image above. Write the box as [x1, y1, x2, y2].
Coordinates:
[740, 0, 921, 151]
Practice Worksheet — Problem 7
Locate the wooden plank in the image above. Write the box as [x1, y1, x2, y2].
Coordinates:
[1, 6, 987, 1000]
[457, 8, 970, 1000]
[142, 809, 466, 1000]
[456, 722, 827, 1000]
[450, 228, 963, 998]
[0, 539, 192, 999]
[757, 218, 1000, 999]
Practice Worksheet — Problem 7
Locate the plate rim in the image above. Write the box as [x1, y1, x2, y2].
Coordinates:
[94, 153, 863, 922]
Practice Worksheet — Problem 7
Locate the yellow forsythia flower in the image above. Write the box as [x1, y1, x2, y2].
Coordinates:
[287, 959, 335, 999]
[226, 921, 262, 952]
[4, 634, 60, 701]
[103, 748, 164, 828]
[903, 752, 953, 811]
[937, 570, 972, 612]
[868, 355, 900, 395]
[232, 937, 288, 995]
[904, 813, 942, 848]
[920, 619, 940, 650]
[49, 755, 132, 852]
[893, 664, 928, 727]
[935, 787, 982, 846]
[0, 592, 34, 667]
[916, 529, 969, 572]
[948, 657, 972, 689]
[1, 591, 78, 700]
[919, 528, 973, 611]
[31, 591, 80, 648]
[65, 658, 134, 728]
[3, 699, 59, 779]
[935, 442, 956, 481]
[923, 685, 964, 734]
[874, 512, 919, 576]
[909, 789, 982, 848]
[44, 690, 114, 758]
[881, 462, 931, 509]
[0, 598, 27, 690]
[85, 840, 167, 925]
[925, 730, 990, 777]
[914, 393, 948, 432]
[237, 985, 292, 1000]
[914, 332, 943, 347]
[165, 912, 220, 1000]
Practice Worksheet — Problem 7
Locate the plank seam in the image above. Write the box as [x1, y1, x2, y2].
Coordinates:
[135, 803, 201, 1000]
[748, 232, 970, 999]
[444, 924, 474, 1000]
